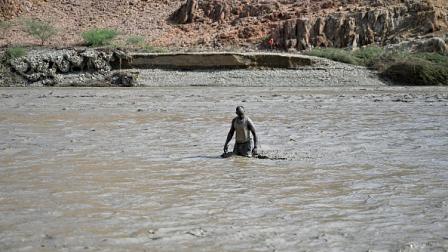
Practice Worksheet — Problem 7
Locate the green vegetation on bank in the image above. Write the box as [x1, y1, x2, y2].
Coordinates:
[125, 35, 168, 53]
[126, 36, 145, 47]
[306, 47, 448, 85]
[22, 19, 57, 45]
[380, 52, 448, 86]
[1, 46, 27, 66]
[0, 46, 28, 87]
[142, 45, 168, 53]
[82, 28, 118, 47]
[5, 47, 27, 60]
[306, 46, 385, 66]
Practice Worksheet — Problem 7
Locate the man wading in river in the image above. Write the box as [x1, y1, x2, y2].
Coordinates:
[223, 106, 258, 157]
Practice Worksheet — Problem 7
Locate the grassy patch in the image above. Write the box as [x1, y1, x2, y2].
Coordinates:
[126, 36, 145, 47]
[352, 46, 384, 66]
[306, 48, 359, 65]
[142, 45, 168, 53]
[379, 53, 448, 85]
[306, 47, 448, 85]
[411, 52, 448, 66]
[4, 46, 27, 61]
[82, 28, 118, 47]
[382, 61, 448, 85]
[0, 47, 28, 86]
[22, 19, 57, 45]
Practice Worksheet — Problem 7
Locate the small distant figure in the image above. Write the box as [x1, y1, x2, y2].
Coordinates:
[268, 37, 274, 50]
[223, 106, 258, 157]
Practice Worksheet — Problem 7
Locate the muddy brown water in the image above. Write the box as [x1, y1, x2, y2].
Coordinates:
[1, 87, 447, 251]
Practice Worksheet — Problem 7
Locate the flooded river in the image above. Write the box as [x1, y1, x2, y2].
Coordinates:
[1, 87, 447, 251]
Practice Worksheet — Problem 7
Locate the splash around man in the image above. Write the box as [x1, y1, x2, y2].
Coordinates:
[223, 106, 258, 157]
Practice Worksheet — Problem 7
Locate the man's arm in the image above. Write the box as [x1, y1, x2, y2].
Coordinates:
[248, 119, 258, 154]
[224, 119, 235, 153]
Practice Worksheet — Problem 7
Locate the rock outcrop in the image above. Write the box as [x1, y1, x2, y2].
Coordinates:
[273, 1, 448, 50]
[168, 0, 448, 50]
[2, 0, 448, 50]
[385, 36, 448, 54]
[106, 71, 139, 87]
[170, 0, 198, 24]
[7, 48, 128, 86]
[170, 0, 234, 24]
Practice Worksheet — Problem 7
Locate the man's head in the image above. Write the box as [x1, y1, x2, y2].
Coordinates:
[236, 106, 245, 119]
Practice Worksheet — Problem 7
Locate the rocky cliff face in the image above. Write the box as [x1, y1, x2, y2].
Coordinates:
[2, 0, 447, 50]
[273, 1, 448, 50]
[170, 0, 263, 24]
[169, 0, 448, 50]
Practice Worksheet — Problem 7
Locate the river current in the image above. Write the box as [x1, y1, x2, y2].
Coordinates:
[0, 87, 447, 251]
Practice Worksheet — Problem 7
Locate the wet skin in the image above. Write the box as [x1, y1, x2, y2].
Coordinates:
[223, 106, 258, 157]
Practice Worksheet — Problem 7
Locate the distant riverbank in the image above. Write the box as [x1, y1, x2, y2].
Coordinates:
[1, 47, 447, 87]
[0, 47, 386, 87]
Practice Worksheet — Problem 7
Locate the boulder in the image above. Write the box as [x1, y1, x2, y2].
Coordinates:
[202, 0, 231, 22]
[106, 71, 138, 87]
[54, 56, 71, 73]
[67, 52, 84, 69]
[385, 36, 448, 54]
[170, 0, 198, 24]
[10, 58, 30, 74]
[419, 37, 447, 54]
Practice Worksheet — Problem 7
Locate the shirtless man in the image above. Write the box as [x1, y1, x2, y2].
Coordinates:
[223, 106, 258, 157]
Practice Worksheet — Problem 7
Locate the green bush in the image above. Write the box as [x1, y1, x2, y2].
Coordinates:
[306, 46, 448, 85]
[411, 52, 448, 66]
[22, 19, 57, 45]
[5, 47, 27, 60]
[353, 46, 385, 66]
[379, 53, 448, 85]
[382, 61, 448, 86]
[126, 36, 145, 47]
[307, 46, 385, 66]
[306, 48, 359, 65]
[82, 28, 118, 47]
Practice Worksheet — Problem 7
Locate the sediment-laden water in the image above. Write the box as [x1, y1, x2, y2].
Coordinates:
[1, 87, 447, 251]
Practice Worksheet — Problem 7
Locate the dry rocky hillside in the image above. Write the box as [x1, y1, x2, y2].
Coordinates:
[1, 0, 447, 50]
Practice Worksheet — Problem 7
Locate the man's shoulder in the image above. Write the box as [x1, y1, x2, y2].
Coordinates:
[233, 116, 254, 124]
